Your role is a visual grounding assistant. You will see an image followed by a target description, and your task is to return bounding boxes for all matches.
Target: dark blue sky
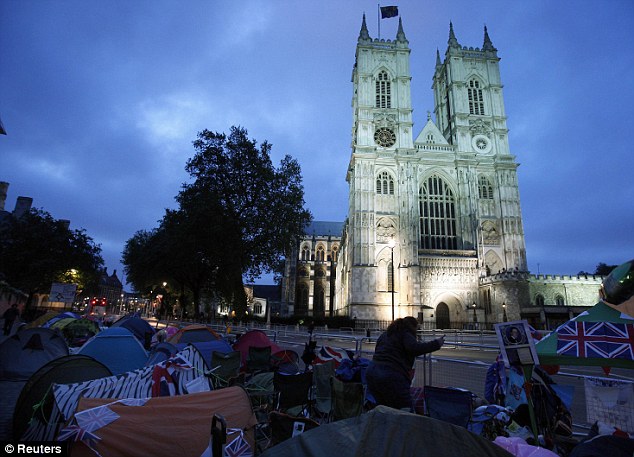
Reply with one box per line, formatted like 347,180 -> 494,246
1,1 -> 633,288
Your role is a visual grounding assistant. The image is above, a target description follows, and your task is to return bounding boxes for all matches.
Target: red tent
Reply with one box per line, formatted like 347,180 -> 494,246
232,329 -> 281,368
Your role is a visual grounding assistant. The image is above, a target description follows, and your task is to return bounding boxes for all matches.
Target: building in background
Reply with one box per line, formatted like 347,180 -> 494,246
282,17 -> 601,328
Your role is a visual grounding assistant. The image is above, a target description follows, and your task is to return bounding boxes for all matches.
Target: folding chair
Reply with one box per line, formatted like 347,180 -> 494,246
209,351 -> 242,389
271,349 -> 300,374
268,411 -> 319,446
424,385 -> 474,428
313,360 -> 335,417
273,371 -> 313,416
329,376 -> 364,422
247,346 -> 272,374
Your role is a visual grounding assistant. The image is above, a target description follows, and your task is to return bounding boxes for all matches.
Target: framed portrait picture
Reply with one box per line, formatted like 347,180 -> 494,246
494,320 -> 539,368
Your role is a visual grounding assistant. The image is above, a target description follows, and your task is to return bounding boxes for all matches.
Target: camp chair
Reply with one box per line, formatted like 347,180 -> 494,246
273,371 -> 313,416
268,410 -> 319,446
246,346 -> 272,374
329,376 -> 365,422
209,351 -> 242,389
271,349 -> 300,374
424,385 -> 474,428
313,360 -> 335,417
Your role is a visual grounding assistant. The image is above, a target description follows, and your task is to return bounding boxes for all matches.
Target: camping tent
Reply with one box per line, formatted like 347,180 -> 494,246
111,316 -> 155,348
21,345 -> 209,442
41,312 -> 80,328
67,386 -> 258,457
78,327 -> 148,375
232,329 -> 281,369
25,311 -> 59,329
49,318 -> 101,347
174,339 -> 233,369
167,324 -> 221,344
0,327 -> 69,380
536,300 -> 634,372
259,405 -> 512,457
13,355 -> 112,440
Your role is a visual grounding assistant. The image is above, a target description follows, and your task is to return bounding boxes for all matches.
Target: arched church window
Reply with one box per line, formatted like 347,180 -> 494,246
478,175 -> 494,199
535,294 -> 545,307
375,70 -> 391,109
301,245 -> 310,261
419,175 -> 458,250
426,133 -> 434,143
468,79 -> 485,115
376,171 -> 395,195
331,244 -> 339,262
316,245 -> 325,262
555,295 -> 565,306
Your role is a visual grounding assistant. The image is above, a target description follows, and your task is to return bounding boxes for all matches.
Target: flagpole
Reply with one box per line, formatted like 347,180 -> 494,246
378,3 -> 381,39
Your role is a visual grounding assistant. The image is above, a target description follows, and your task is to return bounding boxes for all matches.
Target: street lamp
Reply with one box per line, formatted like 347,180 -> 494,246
472,302 -> 478,324
388,238 -> 396,321
502,302 -> 508,322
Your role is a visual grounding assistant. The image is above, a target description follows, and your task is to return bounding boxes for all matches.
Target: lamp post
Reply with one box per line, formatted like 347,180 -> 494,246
388,238 -> 396,321
502,302 -> 508,322
472,302 -> 478,326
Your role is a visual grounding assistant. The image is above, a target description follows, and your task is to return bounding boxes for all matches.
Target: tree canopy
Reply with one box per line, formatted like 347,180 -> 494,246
0,208 -> 104,308
123,126 -> 312,318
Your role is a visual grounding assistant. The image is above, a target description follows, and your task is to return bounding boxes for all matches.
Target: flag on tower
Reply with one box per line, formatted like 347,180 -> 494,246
380,6 -> 399,19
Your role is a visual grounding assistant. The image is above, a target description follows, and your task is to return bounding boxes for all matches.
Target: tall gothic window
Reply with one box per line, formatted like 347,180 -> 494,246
555,295 -> 565,306
375,71 -> 391,108
301,245 -> 310,261
376,171 -> 395,195
420,175 -> 458,250
536,294 -> 545,307
478,175 -> 494,199
468,79 -> 484,115
316,245 -> 325,262
331,244 -> 339,262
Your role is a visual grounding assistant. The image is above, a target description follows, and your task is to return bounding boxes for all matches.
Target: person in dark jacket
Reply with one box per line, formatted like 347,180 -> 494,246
366,316 -> 444,410
3,303 -> 20,336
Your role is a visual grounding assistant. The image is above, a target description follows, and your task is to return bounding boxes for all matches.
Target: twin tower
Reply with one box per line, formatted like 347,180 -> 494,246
334,15 -> 528,325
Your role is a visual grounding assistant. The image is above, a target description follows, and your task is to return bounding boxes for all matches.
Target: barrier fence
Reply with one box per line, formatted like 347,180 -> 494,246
150,318 -> 634,432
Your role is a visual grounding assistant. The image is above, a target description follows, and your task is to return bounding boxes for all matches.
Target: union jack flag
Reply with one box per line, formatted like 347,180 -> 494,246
75,405 -> 120,432
313,346 -> 351,368
556,321 -> 634,360
224,431 -> 252,457
57,423 -> 101,443
152,357 -> 194,397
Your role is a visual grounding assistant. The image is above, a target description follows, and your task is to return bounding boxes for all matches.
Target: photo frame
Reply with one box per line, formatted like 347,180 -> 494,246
494,320 -> 540,367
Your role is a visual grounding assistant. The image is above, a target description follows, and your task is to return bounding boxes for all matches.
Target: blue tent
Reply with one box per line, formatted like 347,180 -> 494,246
175,340 -> 233,369
41,311 -> 80,328
111,316 -> 155,349
0,328 -> 69,380
78,327 -> 148,375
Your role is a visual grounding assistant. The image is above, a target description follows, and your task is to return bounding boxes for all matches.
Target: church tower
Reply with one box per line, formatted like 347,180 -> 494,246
336,16 -> 529,325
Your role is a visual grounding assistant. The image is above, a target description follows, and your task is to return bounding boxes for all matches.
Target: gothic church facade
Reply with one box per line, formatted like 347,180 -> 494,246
282,16 -> 602,328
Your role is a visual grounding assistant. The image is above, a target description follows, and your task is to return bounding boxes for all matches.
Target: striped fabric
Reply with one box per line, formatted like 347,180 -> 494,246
21,345 -> 209,441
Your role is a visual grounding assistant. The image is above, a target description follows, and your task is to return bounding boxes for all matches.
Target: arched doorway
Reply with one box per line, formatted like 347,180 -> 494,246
436,302 -> 450,329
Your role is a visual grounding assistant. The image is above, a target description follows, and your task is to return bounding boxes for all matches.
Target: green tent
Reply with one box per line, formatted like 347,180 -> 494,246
536,301 -> 634,370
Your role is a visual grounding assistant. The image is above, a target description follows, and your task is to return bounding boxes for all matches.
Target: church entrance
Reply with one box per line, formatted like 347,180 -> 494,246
436,302 -> 450,329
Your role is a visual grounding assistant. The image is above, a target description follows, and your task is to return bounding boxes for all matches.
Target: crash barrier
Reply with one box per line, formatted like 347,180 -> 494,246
416,355 -> 634,432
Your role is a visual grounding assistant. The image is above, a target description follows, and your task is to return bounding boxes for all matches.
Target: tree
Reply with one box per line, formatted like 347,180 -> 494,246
0,208 -> 103,310
595,262 -> 618,276
181,126 -> 312,316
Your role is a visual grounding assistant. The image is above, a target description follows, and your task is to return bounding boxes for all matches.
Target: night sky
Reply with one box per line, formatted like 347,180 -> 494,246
1,1 -> 633,288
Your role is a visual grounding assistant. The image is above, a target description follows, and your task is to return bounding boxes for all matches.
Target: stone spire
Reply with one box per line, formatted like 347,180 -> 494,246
359,13 -> 370,42
448,21 -> 459,48
436,48 -> 442,67
396,17 -> 407,43
482,25 -> 497,52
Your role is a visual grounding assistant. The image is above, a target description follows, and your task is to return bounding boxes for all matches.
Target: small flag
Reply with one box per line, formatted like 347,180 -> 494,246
380,6 -> 398,19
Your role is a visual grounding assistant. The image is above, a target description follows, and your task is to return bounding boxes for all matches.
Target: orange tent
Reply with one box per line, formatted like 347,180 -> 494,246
69,386 -> 257,457
167,324 -> 222,344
